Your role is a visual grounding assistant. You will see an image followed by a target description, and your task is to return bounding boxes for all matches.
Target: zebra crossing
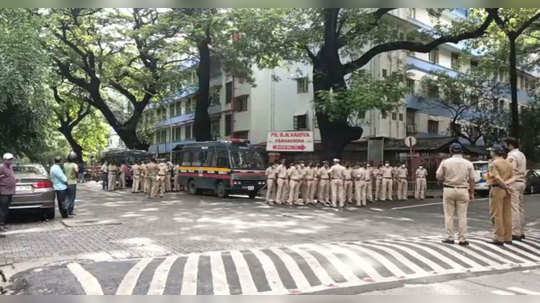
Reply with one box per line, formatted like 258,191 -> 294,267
65,232 -> 540,295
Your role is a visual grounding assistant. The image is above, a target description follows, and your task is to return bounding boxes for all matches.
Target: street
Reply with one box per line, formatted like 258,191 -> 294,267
1,181 -> 539,295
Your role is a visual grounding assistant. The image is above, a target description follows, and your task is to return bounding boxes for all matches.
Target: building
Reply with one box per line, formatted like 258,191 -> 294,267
141,8 -> 538,161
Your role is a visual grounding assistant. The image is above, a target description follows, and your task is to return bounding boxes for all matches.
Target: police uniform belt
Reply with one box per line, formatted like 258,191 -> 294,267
443,185 -> 468,189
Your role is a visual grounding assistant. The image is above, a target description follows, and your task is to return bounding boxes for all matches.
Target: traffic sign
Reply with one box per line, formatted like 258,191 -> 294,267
404,136 -> 417,148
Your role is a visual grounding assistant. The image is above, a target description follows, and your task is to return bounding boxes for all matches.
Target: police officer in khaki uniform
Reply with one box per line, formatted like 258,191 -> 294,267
139,161 -> 146,193
298,161 -> 307,205
436,143 -> 475,246
265,162 -> 278,204
486,144 -> 514,246
343,163 -> 353,204
154,160 -> 168,198
174,163 -> 181,192
305,162 -> 316,205
374,164 -> 383,200
131,162 -> 140,193
108,162 -> 118,191
353,163 -> 367,207
381,162 -> 393,201
165,161 -> 173,192
275,159 -> 288,205
288,161 -> 302,205
147,159 -> 158,198
366,163 -> 374,202
145,160 -> 153,194
312,162 -> 321,203
328,158 -> 345,208
397,164 -> 408,200
392,165 -> 400,200
503,137 -> 527,240
415,165 -> 428,200
318,161 -> 330,206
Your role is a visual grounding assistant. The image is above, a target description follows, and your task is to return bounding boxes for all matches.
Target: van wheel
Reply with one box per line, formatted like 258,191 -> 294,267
249,193 -> 256,199
44,208 -> 55,220
215,182 -> 228,198
188,180 -> 198,195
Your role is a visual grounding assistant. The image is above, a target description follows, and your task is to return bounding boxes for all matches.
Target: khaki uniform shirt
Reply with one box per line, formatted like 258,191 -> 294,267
319,167 -> 330,180
436,154 -> 475,187
288,166 -> 301,181
343,168 -> 353,181
381,166 -> 393,178
158,163 -> 168,176
131,164 -> 140,177
276,164 -> 288,179
507,149 -> 527,182
266,166 -> 278,179
487,158 -> 513,186
108,164 -> 117,174
328,164 -> 345,180
305,167 -> 315,180
416,168 -> 427,179
141,164 -> 147,177
398,167 -> 408,178
352,168 -> 366,181
147,163 -> 158,177
374,168 -> 382,179
366,167 -> 374,180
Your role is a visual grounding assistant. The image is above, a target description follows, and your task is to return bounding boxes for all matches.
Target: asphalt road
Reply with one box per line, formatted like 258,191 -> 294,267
1,181 -> 539,295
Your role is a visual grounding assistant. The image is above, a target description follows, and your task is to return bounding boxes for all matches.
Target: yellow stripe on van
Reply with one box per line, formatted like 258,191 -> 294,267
179,166 -> 232,173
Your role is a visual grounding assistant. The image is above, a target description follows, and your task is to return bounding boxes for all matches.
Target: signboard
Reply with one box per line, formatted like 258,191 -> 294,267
266,131 -> 314,152
404,136 -> 417,148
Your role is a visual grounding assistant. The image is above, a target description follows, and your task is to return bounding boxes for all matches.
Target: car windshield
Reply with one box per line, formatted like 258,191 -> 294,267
230,147 -> 265,170
474,163 -> 488,172
13,165 -> 47,176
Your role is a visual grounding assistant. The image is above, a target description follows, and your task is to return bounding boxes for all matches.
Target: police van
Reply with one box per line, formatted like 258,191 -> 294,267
473,160 -> 489,194
173,139 -> 266,199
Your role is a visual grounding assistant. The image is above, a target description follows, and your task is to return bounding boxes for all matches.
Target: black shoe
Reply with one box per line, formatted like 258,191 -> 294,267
521,234 -> 526,239
504,241 -> 513,245
490,240 -> 505,246
0,234 -> 5,238
458,241 -> 470,246
512,235 -> 523,241
441,239 -> 455,244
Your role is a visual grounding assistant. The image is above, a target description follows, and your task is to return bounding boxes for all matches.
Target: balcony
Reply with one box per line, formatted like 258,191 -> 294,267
406,56 -> 460,78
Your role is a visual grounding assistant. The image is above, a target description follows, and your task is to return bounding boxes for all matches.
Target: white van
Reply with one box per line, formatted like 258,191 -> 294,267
472,160 -> 489,194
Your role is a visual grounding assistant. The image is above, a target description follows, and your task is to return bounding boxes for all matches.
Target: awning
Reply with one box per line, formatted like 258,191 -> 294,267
294,110 -> 308,116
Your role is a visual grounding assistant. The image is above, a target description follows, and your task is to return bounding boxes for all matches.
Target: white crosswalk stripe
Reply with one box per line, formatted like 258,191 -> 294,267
67,233 -> 540,295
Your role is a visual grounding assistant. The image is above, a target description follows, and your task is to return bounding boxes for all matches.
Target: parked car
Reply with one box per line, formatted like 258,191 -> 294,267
526,169 -> 540,194
472,161 -> 489,196
10,163 -> 55,219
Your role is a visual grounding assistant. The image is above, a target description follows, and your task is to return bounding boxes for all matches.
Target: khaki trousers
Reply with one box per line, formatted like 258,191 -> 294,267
510,181 -> 526,236
355,181 -> 366,206
145,177 -> 152,195
381,179 -> 393,201
490,187 -> 512,242
312,180 -> 319,202
165,174 -> 171,192
415,178 -> 426,200
151,176 -> 165,198
300,180 -> 308,203
140,177 -> 145,192
266,179 -> 276,202
132,176 -> 140,193
119,173 -> 126,189
318,179 -> 330,203
288,179 -> 301,204
443,187 -> 469,242
275,178 -> 287,204
344,180 -> 353,203
398,179 -> 408,200
366,180 -> 373,202
108,174 -> 116,191
331,179 -> 344,207
393,180 -> 399,199
375,179 -> 382,200
306,180 -> 315,204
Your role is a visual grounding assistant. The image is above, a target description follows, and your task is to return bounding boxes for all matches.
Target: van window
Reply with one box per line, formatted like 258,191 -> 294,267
182,150 -> 193,166
216,149 -> 229,168
199,150 -> 209,167
192,149 -> 201,166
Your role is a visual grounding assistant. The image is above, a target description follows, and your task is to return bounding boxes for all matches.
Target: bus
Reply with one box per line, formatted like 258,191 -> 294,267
173,139 -> 266,199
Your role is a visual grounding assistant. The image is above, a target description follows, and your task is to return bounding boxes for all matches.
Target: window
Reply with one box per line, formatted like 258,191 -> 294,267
199,149 -> 213,167
499,100 -> 505,112
216,149 -> 229,168
297,77 -> 309,94
210,117 -> 220,139
406,78 -> 415,92
210,87 -> 221,105
399,32 -> 405,40
382,69 -> 387,78
175,127 -> 182,141
382,111 -> 387,119
313,114 -> 319,129
408,8 -> 416,19
160,129 -> 167,143
451,53 -> 460,70
192,149 -> 201,166
392,112 -> 397,120
185,124 -> 192,140
234,131 -> 249,139
428,120 -> 439,135
182,150 -> 193,166
226,81 -> 233,103
294,114 -> 308,130
427,83 -> 439,98
234,95 -> 248,112
169,103 -> 175,117
399,113 -> 404,121
185,99 -> 193,114
175,102 -> 182,116
225,114 -> 232,136
429,49 -> 439,64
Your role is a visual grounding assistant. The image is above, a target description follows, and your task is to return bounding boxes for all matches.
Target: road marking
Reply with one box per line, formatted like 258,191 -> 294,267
507,287 -> 540,295
67,263 -> 104,295
209,252 -> 230,295
301,244 -> 362,284
467,239 -> 533,265
180,254 -> 199,295
373,240 -> 446,273
287,246 -> 335,286
391,202 -> 442,210
116,258 -> 153,295
369,208 -> 384,212
359,242 -> 425,274
229,250 -> 258,294
147,256 -> 177,295
341,243 -> 406,279
395,240 -> 470,270
250,249 -> 288,294
492,290 -> 516,295
324,243 -> 384,280
268,247 -> 311,291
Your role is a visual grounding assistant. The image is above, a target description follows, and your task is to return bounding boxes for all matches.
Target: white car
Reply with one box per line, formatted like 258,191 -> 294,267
472,160 -> 489,194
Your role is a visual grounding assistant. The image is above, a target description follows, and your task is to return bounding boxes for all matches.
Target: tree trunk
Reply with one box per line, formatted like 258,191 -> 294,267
509,37 -> 519,138
193,39 -> 212,141
58,126 -> 84,162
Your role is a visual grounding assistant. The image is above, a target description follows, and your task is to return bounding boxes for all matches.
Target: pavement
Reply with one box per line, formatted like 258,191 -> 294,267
0,181 -> 539,295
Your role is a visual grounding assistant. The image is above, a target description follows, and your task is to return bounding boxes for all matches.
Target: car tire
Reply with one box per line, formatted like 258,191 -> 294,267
188,180 -> 198,195
215,182 -> 228,198
530,184 -> 536,194
44,208 -> 55,220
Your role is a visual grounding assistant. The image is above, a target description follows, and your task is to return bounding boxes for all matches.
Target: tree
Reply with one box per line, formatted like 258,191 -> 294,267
0,9 -> 53,157
234,8 -> 494,158
42,8 -> 187,150
480,8 -> 540,137
521,91 -> 540,164
419,64 -> 509,146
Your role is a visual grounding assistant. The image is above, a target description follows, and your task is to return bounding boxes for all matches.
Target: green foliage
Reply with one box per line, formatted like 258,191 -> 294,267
521,93 -> 540,163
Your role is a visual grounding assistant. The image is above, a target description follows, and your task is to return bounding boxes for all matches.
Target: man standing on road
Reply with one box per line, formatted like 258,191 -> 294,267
305,162 -> 316,205
100,161 -> 108,191
108,162 -> 118,191
343,162 -> 353,205
174,163 -> 181,192
155,160 -> 168,198
374,163 -> 383,201
275,159 -> 288,205
486,144 -> 514,246
145,160 -> 153,195
119,162 -> 128,189
50,156 -> 69,219
265,162 -> 278,204
318,161 -> 330,206
415,165 -> 428,200
298,161 -> 307,205
287,161 -> 302,206
131,162 -> 140,193
353,162 -> 367,207
328,158 -> 345,208
397,164 -> 408,201
166,161 -> 173,192
381,162 -> 393,201
366,163 -> 374,202
64,152 -> 79,216
503,137 -> 527,241
0,153 -> 16,237
436,143 -> 476,246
